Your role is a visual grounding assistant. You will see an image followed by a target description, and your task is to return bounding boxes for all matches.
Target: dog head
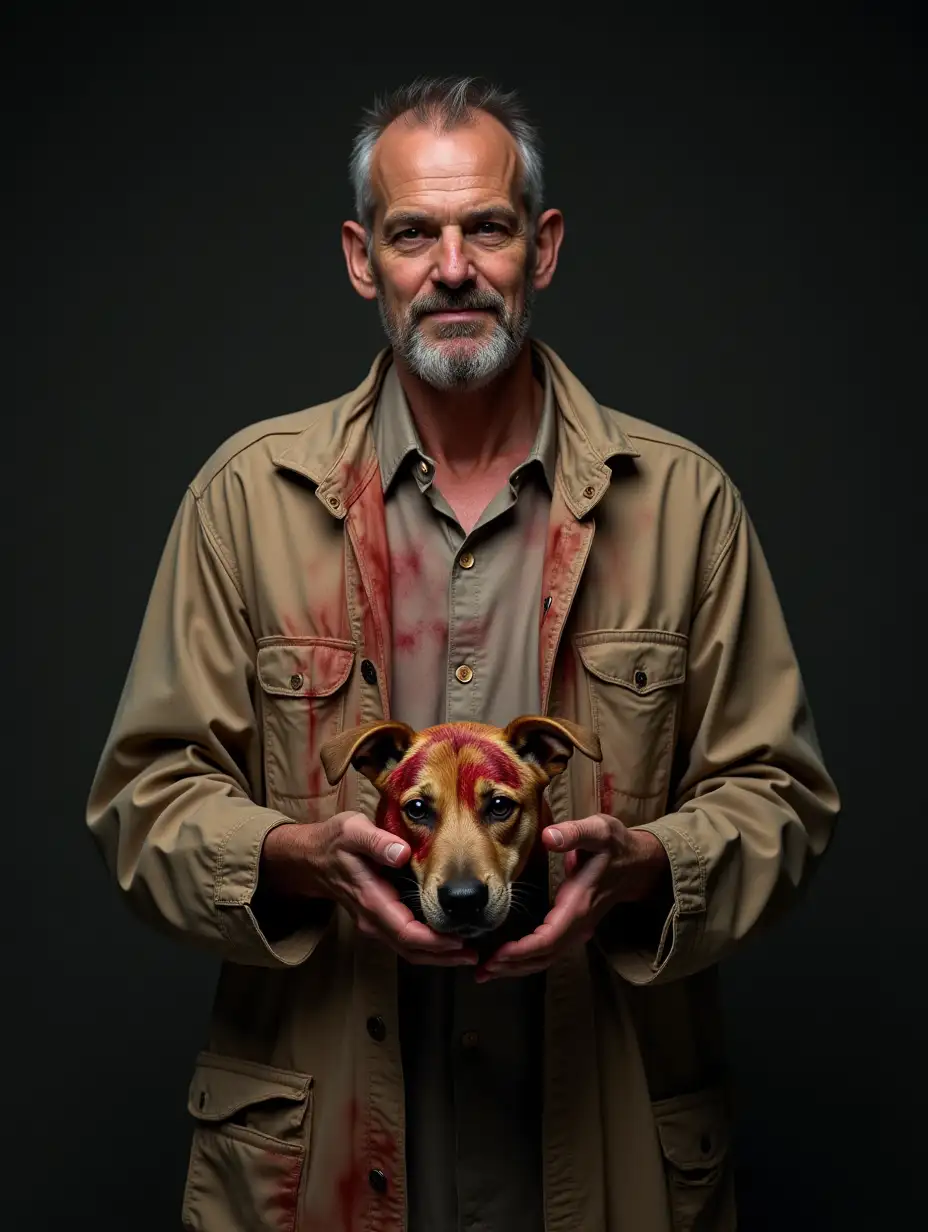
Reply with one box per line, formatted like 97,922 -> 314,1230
321,716 -> 602,937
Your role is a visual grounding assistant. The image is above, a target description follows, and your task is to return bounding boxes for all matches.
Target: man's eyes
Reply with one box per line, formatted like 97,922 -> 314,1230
391,222 -> 509,244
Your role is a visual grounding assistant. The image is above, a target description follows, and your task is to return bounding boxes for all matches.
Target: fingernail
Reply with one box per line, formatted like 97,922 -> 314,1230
385,842 -> 405,864
548,829 -> 563,848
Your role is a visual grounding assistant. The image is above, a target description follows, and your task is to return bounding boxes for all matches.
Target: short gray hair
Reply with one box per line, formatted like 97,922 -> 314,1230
349,76 -> 544,233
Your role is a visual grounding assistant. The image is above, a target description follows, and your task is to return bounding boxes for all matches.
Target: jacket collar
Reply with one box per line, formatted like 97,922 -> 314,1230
272,340 -> 639,520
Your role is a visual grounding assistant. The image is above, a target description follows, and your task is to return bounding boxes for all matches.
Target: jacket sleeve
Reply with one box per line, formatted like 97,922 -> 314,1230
598,491 -> 840,985
86,485 -> 332,968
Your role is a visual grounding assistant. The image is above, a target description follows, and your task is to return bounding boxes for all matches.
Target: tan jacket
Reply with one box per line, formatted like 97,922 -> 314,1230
87,342 -> 840,1232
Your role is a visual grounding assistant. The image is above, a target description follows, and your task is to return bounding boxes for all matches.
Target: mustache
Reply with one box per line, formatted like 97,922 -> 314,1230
410,288 -> 505,322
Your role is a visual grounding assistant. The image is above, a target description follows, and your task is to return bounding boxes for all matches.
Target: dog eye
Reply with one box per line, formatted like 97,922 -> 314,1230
487,795 -> 516,821
403,798 -> 431,824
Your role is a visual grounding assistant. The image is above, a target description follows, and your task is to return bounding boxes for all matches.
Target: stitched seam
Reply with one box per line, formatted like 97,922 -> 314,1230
655,821 -> 707,909
214,816 -> 255,908
343,453 -> 380,508
194,492 -> 247,602
573,628 -> 689,647
623,431 -> 736,483
191,422 -> 312,497
348,465 -> 391,705
695,491 -> 743,610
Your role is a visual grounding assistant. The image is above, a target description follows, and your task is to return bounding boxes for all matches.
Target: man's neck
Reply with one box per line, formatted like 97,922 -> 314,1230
392,345 -> 541,482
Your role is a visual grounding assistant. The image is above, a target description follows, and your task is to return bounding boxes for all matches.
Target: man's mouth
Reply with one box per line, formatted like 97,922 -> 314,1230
422,309 -> 491,322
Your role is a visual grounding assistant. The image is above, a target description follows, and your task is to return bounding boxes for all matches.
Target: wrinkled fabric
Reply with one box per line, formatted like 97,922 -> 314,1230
87,340 -> 840,1232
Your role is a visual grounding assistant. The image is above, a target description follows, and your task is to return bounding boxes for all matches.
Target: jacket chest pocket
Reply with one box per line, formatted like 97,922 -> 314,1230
256,638 -> 356,814
182,1051 -> 314,1232
574,630 -> 687,824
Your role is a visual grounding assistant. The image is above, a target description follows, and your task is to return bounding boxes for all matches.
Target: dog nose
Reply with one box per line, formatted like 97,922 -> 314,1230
437,877 -> 489,922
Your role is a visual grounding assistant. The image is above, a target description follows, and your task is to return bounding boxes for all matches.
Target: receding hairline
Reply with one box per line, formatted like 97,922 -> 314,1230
366,108 -> 526,225
349,76 -> 545,234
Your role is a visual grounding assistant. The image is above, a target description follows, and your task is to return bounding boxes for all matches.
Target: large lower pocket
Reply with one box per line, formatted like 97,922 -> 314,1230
257,637 -> 356,814
653,1086 -> 735,1232
181,1052 -> 314,1232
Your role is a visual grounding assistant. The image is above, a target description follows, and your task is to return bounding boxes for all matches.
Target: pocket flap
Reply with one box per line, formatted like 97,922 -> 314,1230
574,630 -> 687,693
256,638 -> 356,698
187,1051 -> 312,1124
652,1087 -> 730,1170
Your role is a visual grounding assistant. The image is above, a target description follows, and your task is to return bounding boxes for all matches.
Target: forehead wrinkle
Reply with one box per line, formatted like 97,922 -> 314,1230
370,113 -> 521,223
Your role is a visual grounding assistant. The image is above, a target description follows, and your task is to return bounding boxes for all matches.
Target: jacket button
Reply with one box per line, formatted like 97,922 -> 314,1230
455,664 -> 474,684
461,1030 -> 479,1049
366,1015 -> 386,1042
368,1168 -> 387,1194
459,551 -> 475,569
634,669 -> 648,689
361,659 -> 378,685
289,673 -> 304,690
583,484 -> 596,498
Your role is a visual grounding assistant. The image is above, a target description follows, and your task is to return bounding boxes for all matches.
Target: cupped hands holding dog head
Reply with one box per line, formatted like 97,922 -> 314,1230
473,810 -> 672,983
321,715 -> 600,944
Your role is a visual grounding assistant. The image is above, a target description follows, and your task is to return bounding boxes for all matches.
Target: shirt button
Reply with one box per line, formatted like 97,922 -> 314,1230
583,484 -> 596,499
366,1015 -> 386,1042
458,551 -> 475,570
361,659 -> 378,685
368,1168 -> 388,1194
455,664 -> 474,684
461,1030 -> 479,1049
289,673 -> 304,690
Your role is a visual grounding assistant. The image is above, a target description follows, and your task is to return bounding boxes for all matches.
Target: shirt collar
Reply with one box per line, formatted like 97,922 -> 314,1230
372,346 -> 558,496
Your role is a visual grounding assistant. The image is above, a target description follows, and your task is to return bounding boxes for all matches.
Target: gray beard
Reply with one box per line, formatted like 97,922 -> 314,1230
376,283 -> 535,391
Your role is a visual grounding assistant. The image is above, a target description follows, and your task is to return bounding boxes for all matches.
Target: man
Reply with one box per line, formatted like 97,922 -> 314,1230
87,76 -> 839,1232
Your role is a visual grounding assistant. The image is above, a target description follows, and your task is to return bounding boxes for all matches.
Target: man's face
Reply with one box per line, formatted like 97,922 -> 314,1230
364,112 -> 537,390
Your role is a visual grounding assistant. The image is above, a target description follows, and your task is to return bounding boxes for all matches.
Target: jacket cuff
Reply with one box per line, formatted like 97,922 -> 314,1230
595,818 -> 706,985
214,815 -> 334,967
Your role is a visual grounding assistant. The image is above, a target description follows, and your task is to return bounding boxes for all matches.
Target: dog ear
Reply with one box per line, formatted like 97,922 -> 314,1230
502,715 -> 602,779
320,720 -> 417,786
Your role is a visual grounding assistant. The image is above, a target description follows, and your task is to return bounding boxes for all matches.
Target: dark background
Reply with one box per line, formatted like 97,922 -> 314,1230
8,4 -> 924,1228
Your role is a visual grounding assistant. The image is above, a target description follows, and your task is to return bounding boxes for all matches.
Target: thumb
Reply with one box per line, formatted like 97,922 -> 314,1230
341,813 -> 410,868
543,814 -> 614,853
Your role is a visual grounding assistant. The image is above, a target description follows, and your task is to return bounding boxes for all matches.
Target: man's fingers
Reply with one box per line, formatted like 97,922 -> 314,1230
360,880 -> 475,959
340,812 -> 410,868
543,814 -> 615,853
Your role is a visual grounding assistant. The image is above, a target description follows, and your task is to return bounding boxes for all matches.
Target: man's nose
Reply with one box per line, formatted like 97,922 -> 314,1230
437,876 -> 489,922
433,229 -> 471,287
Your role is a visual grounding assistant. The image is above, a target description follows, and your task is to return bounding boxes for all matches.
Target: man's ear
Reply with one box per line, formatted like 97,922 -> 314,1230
502,715 -> 602,780
320,720 -> 417,786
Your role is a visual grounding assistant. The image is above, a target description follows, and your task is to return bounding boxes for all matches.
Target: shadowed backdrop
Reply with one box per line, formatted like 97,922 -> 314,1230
7,5 -> 923,1228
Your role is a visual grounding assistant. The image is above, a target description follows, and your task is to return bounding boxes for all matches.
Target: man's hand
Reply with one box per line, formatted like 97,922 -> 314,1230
475,814 -> 671,982
260,813 -> 478,967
